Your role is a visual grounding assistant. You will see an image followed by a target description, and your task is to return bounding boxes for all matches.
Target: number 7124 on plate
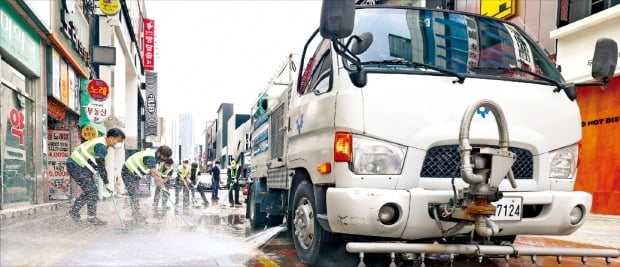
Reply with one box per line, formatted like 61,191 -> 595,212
491,196 -> 523,221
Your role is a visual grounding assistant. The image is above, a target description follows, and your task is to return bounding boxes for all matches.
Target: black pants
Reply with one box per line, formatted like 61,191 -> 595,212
121,166 -> 142,219
68,161 -> 98,217
228,182 -> 240,204
196,183 -> 209,204
175,180 -> 190,208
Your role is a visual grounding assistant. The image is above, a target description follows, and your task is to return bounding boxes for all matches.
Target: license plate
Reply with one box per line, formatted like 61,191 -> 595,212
491,197 -> 523,221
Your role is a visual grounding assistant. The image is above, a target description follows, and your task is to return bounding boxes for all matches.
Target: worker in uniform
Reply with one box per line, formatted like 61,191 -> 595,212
175,159 -> 191,209
227,160 -> 242,208
67,128 -> 125,225
153,158 -> 174,211
121,146 -> 172,224
188,162 -> 200,205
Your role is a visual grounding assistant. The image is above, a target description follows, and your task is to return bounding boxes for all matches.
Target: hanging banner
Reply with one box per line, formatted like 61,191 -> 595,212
143,18 -> 155,71
48,130 -> 71,200
144,71 -> 158,136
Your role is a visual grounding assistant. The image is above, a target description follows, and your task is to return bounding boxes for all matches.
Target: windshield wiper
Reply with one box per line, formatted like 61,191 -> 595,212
470,66 -> 565,91
361,59 -> 466,84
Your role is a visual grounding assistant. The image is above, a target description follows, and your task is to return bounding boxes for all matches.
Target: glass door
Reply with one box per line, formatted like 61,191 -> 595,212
1,80 -> 34,204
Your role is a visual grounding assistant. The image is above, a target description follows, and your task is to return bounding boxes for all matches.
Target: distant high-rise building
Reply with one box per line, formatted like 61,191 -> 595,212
178,113 -> 194,161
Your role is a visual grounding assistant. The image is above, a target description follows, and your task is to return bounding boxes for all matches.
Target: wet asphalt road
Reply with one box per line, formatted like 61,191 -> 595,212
1,189 -> 619,267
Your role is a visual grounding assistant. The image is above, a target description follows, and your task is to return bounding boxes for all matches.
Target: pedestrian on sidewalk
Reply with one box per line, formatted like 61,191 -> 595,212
121,146 -> 172,224
227,160 -> 242,207
67,128 -> 125,225
153,158 -> 174,210
175,159 -> 191,209
211,161 -> 221,200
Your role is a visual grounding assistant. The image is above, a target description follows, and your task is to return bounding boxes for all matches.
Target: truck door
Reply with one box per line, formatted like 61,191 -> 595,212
288,36 -> 337,183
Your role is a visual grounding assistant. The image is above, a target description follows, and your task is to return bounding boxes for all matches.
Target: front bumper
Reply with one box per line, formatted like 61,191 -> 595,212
326,188 -> 592,240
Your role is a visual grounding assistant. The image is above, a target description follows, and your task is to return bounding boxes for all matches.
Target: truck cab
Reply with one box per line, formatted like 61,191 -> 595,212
247,3 -> 619,265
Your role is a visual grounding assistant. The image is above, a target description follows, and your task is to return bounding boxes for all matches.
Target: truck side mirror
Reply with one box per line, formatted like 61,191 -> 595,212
319,0 -> 355,40
591,38 -> 618,81
350,69 -> 367,88
349,32 -> 374,55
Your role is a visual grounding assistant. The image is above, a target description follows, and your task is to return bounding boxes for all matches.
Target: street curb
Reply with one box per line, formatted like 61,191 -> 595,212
0,202 -> 64,223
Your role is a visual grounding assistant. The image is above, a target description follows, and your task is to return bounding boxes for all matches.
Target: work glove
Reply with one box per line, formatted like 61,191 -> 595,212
105,184 -> 114,194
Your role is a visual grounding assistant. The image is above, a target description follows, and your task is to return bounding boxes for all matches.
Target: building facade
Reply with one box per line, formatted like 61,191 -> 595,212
216,103 -> 233,168
1,0 -> 47,208
178,113 -> 193,161
1,0 -> 154,209
551,3 -> 620,215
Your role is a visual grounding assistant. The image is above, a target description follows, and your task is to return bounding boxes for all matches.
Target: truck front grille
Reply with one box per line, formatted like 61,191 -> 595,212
420,145 -> 533,179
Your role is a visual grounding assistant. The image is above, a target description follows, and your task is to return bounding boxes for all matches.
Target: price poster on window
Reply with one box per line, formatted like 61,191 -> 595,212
47,130 -> 71,200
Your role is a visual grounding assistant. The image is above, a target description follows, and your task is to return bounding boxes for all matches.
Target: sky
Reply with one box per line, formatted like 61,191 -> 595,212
144,0 -> 323,140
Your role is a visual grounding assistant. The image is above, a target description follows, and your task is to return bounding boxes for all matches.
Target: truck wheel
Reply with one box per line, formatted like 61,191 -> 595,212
248,183 -> 266,229
292,181 -> 335,265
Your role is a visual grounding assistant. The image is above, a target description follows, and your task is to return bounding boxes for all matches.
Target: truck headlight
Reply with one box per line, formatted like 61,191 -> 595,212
351,135 -> 406,175
549,144 -> 578,179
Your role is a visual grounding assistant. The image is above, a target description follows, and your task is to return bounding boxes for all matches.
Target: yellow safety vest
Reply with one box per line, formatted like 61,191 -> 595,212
69,136 -> 107,173
124,149 -> 156,175
229,166 -> 239,179
158,162 -> 172,176
177,165 -> 190,178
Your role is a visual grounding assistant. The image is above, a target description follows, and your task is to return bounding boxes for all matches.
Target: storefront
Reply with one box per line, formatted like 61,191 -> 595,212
0,1 -> 43,207
45,0 -> 92,200
551,5 -> 620,215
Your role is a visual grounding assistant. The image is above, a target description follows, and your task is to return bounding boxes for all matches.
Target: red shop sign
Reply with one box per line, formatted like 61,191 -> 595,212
87,79 -> 110,101
143,18 -> 155,71
48,98 -> 66,121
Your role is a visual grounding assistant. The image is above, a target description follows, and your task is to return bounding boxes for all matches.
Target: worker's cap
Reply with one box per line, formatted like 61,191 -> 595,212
230,160 -> 237,167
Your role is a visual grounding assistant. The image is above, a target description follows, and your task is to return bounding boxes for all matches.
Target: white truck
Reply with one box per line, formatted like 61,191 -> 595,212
247,2 -> 619,266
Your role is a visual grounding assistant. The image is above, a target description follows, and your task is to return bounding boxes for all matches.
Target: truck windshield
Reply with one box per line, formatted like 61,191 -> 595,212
346,7 -> 564,84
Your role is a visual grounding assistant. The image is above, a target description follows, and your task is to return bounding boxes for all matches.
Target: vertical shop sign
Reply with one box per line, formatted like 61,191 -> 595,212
60,59 -> 69,105
68,67 -> 76,112
47,130 -> 71,200
145,71 -> 158,136
143,18 -> 155,71
52,49 -> 61,99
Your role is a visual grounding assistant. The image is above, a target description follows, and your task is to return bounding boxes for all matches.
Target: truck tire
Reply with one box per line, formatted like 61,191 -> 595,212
291,181 -> 336,265
248,183 -> 266,229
